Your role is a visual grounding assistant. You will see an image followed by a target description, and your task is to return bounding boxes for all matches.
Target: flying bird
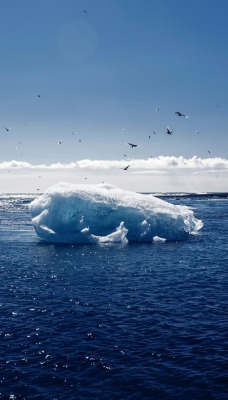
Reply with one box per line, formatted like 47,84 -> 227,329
16,141 -> 22,150
4,126 -> 11,132
155,108 -> 160,112
120,164 -> 130,171
126,142 -> 140,148
174,111 -> 188,118
82,9 -> 88,14
58,141 -> 63,145
37,94 -> 41,98
166,127 -> 173,135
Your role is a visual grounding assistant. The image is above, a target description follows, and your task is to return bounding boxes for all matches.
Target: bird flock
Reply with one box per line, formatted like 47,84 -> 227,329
120,109 -> 202,171
2,97 -> 211,182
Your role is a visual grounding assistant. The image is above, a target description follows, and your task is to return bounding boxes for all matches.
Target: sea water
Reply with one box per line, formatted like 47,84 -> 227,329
0,193 -> 227,400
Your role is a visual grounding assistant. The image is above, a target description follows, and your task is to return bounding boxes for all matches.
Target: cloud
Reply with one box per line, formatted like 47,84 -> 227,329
0,156 -> 228,171
0,160 -> 78,170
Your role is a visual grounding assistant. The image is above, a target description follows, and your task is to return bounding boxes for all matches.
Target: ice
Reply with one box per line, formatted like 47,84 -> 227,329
29,182 -> 203,243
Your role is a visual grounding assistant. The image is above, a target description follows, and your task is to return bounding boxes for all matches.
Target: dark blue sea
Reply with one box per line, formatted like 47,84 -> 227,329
0,193 -> 227,400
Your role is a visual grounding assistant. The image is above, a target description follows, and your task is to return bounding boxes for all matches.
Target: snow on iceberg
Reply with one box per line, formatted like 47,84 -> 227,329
29,182 -> 203,244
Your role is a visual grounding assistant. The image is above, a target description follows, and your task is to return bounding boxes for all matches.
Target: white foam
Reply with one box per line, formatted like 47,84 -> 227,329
29,182 -> 203,243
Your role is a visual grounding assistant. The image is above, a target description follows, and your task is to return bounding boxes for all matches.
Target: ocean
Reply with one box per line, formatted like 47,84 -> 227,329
0,193 -> 227,400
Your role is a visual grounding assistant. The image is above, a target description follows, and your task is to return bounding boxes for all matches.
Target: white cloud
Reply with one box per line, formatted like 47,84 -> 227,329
0,156 -> 227,171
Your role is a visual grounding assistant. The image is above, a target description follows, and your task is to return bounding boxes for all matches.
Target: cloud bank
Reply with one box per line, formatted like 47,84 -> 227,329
1,156 -> 228,171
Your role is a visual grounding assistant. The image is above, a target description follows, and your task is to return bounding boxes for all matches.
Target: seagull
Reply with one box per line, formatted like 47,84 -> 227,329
166,127 -> 173,135
153,131 -> 156,134
155,108 -> 160,112
195,130 -> 199,134
126,142 -> 140,148
208,150 -> 211,154
16,141 -> 22,149
120,164 -> 130,171
174,111 -> 188,118
37,94 -> 41,98
58,141 -> 63,145
82,9 -> 88,14
4,126 -> 11,132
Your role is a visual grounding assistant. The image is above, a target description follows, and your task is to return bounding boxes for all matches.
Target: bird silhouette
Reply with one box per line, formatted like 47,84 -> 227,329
126,142 -> 140,148
121,164 -> 130,171
166,127 -> 173,135
174,111 -> 188,118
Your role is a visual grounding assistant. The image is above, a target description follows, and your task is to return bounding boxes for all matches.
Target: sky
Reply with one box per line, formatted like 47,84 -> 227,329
1,0 -> 228,193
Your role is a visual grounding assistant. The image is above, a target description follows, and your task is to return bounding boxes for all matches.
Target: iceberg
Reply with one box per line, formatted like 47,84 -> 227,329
29,182 -> 203,244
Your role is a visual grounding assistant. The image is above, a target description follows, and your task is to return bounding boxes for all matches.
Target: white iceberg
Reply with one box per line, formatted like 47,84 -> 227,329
29,182 -> 203,244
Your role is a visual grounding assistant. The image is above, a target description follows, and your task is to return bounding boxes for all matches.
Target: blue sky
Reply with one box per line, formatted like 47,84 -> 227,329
1,0 -> 228,192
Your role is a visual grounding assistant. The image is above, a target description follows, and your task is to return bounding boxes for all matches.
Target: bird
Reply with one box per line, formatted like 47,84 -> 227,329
16,141 -> 22,150
58,141 -> 63,145
155,108 -> 160,112
120,164 -> 130,171
166,127 -> 173,135
149,135 -> 151,139
82,9 -> 88,14
37,94 -> 41,98
153,131 -> 156,134
126,142 -> 140,148
4,126 -> 11,132
208,150 -> 211,154
174,111 -> 188,118
195,130 -> 199,134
